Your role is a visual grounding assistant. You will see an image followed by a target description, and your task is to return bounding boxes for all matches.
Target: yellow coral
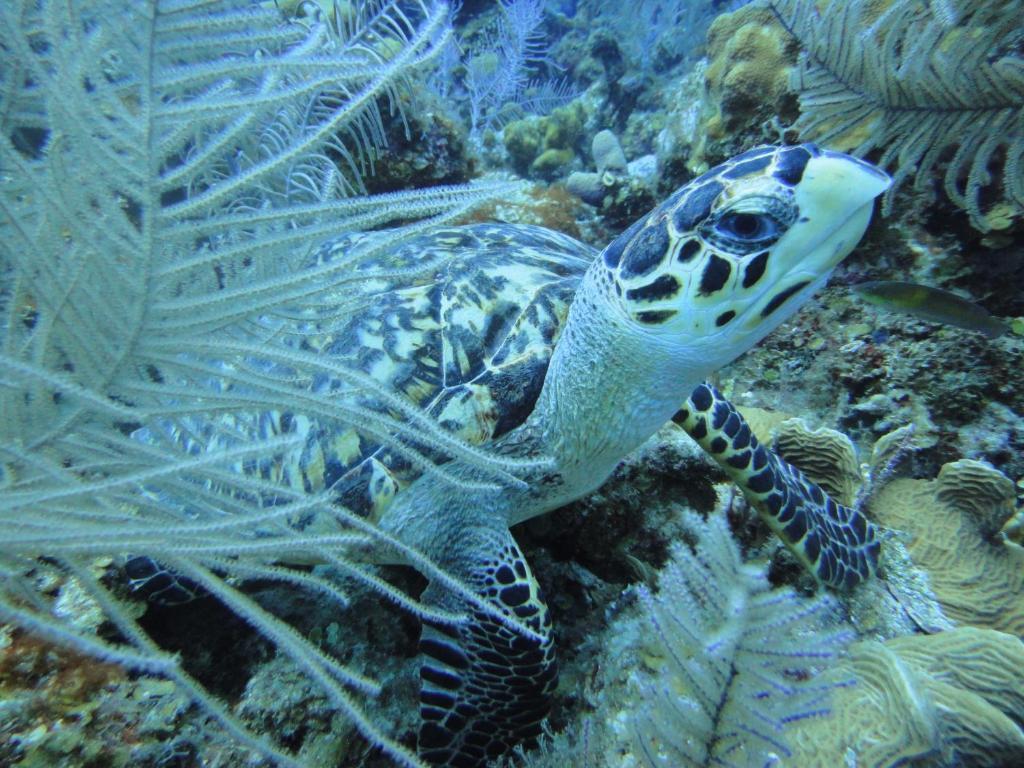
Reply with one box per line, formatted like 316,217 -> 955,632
703,6 -> 796,139
870,460 -> 1024,635
788,639 -> 939,766
735,404 -> 793,444
732,409 -> 861,505
787,628 -> 1024,767
772,418 -> 861,506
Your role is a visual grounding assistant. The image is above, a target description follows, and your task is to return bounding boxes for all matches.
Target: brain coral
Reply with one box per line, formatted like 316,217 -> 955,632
772,417 -> 862,506
869,459 -> 1024,636
787,627 -> 1024,767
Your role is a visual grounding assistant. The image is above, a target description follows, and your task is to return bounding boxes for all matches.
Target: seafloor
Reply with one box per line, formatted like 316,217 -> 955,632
2,1 -> 1023,767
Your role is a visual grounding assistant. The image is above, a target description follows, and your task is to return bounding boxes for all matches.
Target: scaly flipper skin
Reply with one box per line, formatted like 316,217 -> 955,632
675,383 -> 880,588
418,526 -> 557,767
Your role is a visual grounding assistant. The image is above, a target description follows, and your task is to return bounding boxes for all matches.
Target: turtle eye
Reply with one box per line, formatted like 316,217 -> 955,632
716,212 -> 777,241
701,192 -> 795,255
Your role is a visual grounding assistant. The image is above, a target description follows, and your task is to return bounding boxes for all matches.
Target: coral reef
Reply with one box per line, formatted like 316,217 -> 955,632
691,4 -> 799,169
502,103 -> 587,179
518,495 -> 853,768
869,460 -> 1024,636
362,99 -> 475,194
786,628 -> 1024,767
565,129 -> 657,229
769,0 -> 1024,231
771,417 -> 862,506
0,627 -> 221,768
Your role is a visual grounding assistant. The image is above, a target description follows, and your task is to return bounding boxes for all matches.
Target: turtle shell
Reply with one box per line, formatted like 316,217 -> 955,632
279,223 -> 595,518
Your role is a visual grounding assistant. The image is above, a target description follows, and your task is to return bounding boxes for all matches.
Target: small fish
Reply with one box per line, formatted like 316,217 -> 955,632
852,280 -> 1008,339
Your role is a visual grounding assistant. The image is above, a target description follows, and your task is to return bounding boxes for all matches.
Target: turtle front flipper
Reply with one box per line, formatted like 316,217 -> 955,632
418,527 -> 557,767
675,383 -> 880,590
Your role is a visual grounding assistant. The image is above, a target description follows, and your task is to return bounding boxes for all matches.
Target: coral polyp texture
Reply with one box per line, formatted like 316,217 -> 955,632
770,418 -> 862,506
786,628 -> 1024,767
869,460 -> 1024,636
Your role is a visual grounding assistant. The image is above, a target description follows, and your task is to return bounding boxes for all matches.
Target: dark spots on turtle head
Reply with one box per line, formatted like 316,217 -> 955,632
722,154 -> 773,179
809,484 -> 825,505
761,280 -> 810,317
690,416 -> 708,440
691,384 -> 713,412
677,238 -> 701,263
715,310 -> 735,327
699,254 -> 732,296
723,412 -> 741,438
743,251 -> 769,288
673,180 -> 723,232
773,145 -> 812,186
731,146 -> 776,163
710,436 -> 727,453
635,309 -> 677,324
625,274 -> 680,303
765,491 -> 784,514
689,164 -> 730,186
602,217 -> 643,268
621,218 -> 671,278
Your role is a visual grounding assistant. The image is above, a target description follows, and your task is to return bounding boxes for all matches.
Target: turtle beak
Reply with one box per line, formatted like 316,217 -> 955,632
817,149 -> 892,201
794,150 -> 891,270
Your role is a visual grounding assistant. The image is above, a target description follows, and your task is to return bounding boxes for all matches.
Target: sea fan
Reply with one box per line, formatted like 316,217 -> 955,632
628,510 -> 851,767
767,0 -> 1024,230
0,1 -> 525,765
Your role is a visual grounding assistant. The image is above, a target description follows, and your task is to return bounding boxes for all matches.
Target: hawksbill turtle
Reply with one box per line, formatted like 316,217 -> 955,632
134,144 -> 889,767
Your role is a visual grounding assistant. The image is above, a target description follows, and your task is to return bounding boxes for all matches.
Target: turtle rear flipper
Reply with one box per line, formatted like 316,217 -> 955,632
418,528 -> 557,767
676,383 -> 880,589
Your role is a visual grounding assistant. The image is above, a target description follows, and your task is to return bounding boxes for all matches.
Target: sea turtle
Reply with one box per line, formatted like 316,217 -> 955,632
135,144 -> 889,766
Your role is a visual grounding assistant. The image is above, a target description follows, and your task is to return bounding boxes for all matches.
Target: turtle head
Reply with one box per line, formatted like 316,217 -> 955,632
598,144 -> 890,371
